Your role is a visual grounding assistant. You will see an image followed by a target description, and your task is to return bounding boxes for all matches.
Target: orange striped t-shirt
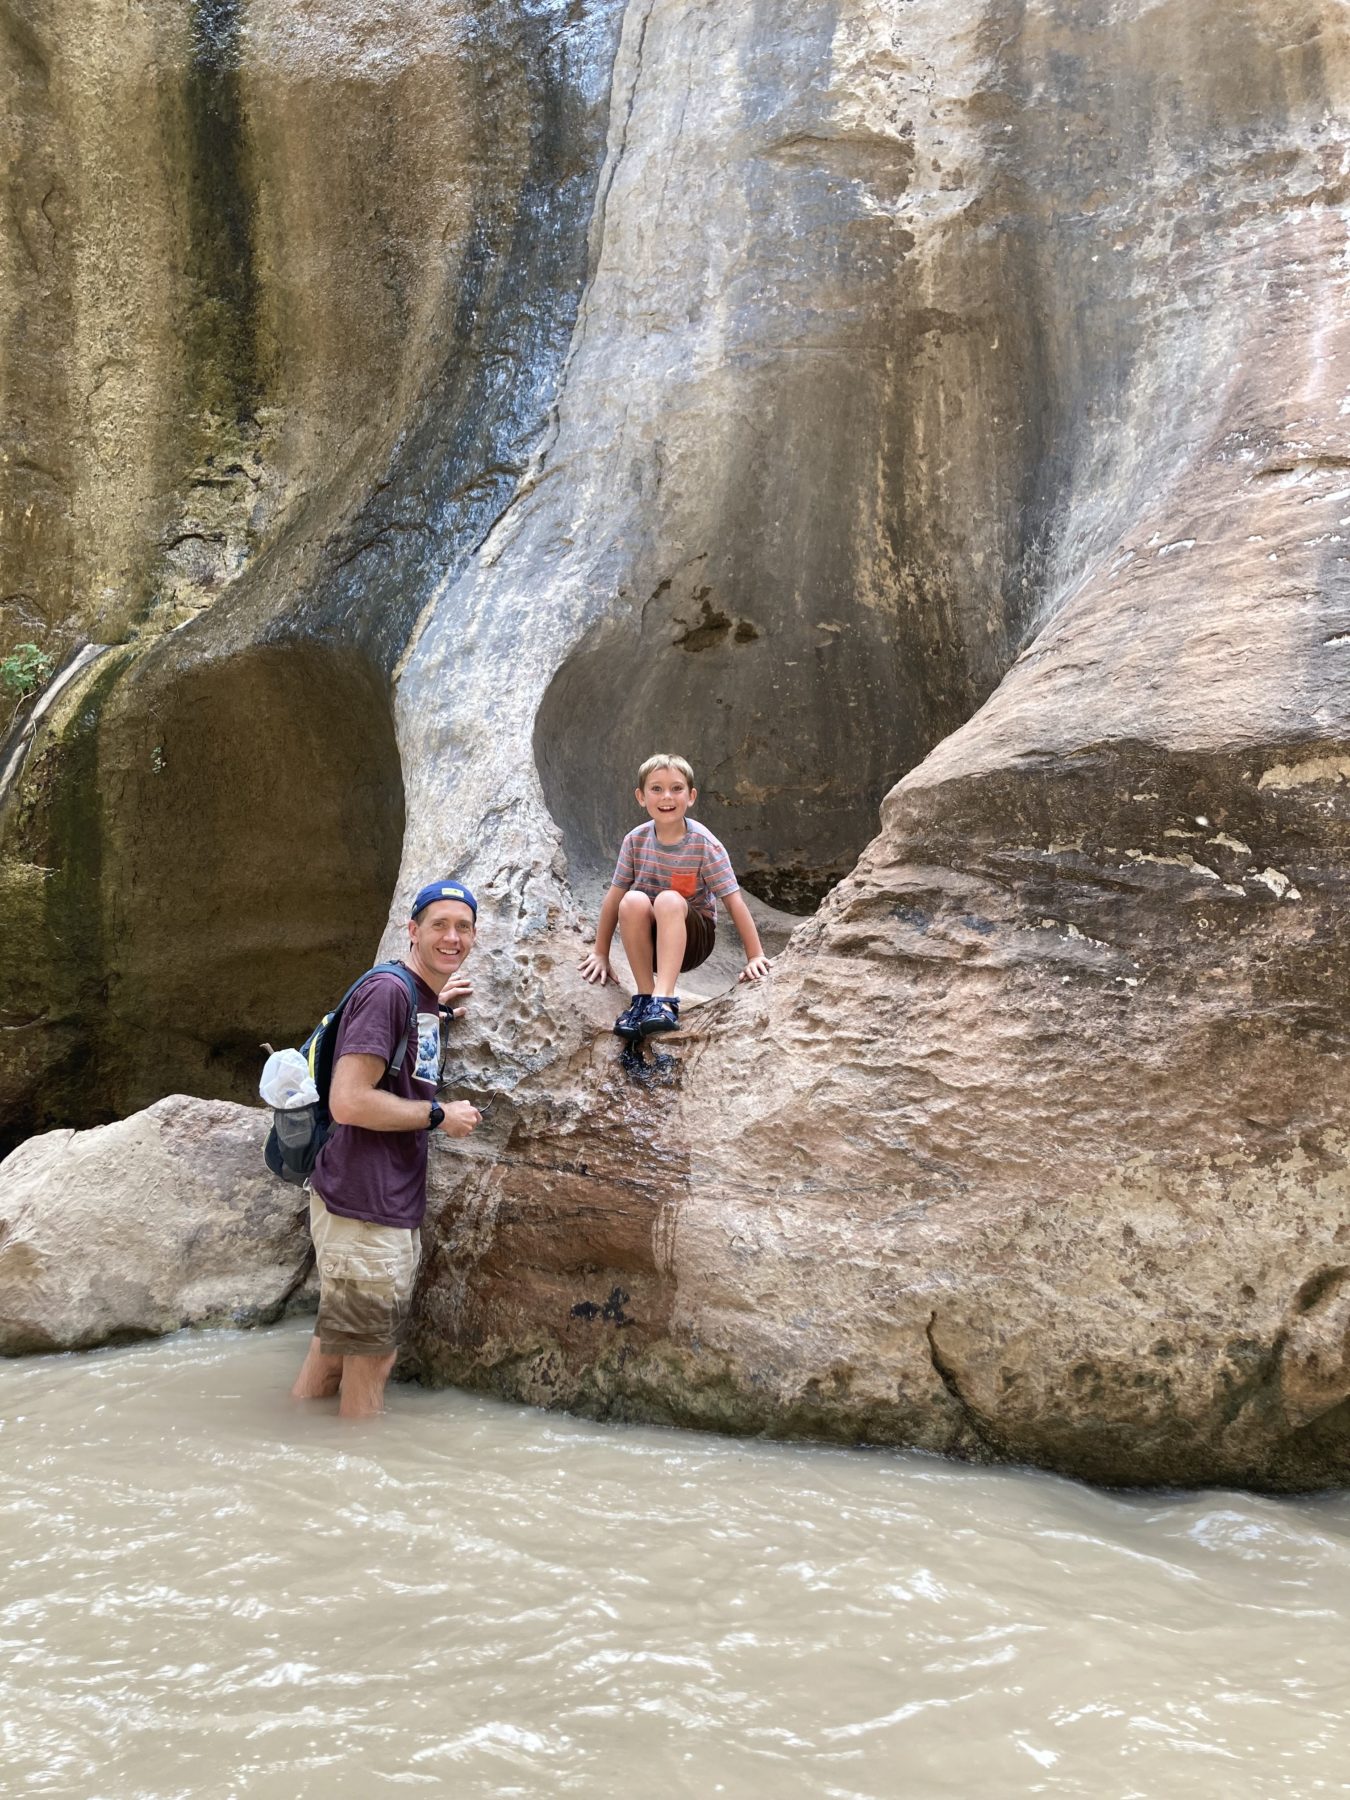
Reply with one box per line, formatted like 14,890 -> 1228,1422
612,820 -> 740,922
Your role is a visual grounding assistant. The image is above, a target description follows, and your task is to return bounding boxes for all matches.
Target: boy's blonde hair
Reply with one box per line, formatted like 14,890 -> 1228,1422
636,753 -> 695,791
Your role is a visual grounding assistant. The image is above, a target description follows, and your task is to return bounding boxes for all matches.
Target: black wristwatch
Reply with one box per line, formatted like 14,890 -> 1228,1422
427,1101 -> 445,1131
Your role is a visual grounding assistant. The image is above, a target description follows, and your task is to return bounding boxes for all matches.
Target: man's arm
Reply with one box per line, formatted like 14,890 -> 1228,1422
579,884 -> 627,985
722,891 -> 770,982
329,1054 -> 478,1137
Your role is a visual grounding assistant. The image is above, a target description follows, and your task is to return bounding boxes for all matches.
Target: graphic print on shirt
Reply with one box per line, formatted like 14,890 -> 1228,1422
414,1013 -> 441,1087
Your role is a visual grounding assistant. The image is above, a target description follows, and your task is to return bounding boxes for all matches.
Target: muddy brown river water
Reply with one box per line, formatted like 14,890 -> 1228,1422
3,1320 -> 1350,1798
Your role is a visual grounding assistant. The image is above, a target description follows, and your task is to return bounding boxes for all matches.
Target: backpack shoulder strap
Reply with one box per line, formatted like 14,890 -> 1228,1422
372,962 -> 421,1078
308,961 -> 422,1092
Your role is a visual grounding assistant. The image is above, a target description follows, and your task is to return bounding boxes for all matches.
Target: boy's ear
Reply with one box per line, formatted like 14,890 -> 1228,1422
634,786 -> 646,806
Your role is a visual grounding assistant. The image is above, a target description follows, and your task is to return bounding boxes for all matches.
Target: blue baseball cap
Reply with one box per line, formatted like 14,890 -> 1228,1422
410,879 -> 477,920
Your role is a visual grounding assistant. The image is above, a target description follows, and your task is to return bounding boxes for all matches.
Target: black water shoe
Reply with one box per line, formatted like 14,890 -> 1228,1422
613,995 -> 652,1040
639,996 -> 680,1037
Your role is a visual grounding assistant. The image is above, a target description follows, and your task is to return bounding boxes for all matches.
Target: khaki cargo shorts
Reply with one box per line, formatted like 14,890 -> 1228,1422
309,1188 -> 421,1358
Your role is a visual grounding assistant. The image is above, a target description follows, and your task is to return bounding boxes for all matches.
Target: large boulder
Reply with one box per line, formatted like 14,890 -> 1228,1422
395,0 -> 1350,1492
0,1098 -> 310,1353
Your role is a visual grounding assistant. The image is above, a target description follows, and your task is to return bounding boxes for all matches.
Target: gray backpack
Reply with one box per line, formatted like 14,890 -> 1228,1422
263,962 -> 420,1185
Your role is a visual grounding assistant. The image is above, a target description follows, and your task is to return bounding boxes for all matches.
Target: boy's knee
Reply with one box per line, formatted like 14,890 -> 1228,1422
618,889 -> 654,918
653,889 -> 687,916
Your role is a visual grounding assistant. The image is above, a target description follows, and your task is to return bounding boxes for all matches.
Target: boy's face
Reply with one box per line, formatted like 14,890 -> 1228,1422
637,766 -> 696,830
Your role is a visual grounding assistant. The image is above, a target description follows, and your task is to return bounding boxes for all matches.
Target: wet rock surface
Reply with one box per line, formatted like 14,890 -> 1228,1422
4,0 -> 1350,1486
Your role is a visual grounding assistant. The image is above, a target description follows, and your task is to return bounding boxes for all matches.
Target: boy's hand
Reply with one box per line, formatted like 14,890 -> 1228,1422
578,950 -> 617,986
738,955 -> 771,983
439,978 -> 473,1018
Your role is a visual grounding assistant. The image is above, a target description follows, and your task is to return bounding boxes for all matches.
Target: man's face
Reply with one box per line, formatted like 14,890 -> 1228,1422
409,900 -> 476,982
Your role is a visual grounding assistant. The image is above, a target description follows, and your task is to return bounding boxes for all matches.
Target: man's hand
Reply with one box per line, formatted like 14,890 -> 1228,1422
578,949 -> 616,986
436,1102 -> 481,1139
738,955 -> 771,983
439,978 -> 473,1018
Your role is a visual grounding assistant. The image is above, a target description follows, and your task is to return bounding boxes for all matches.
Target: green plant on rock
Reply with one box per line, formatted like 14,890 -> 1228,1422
2,644 -> 55,719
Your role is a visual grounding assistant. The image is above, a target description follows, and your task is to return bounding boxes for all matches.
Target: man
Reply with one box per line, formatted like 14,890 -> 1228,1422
291,880 -> 481,1418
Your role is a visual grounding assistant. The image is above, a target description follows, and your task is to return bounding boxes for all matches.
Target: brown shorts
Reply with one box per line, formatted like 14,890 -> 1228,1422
309,1189 -> 421,1358
655,904 -> 716,972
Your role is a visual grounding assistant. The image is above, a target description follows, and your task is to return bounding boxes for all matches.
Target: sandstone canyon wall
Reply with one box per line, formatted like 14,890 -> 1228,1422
0,0 -> 626,1135
3,0 -> 1350,1488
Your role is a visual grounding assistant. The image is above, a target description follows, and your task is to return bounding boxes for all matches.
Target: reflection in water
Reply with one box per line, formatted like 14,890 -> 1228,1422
3,1321 -> 1350,1798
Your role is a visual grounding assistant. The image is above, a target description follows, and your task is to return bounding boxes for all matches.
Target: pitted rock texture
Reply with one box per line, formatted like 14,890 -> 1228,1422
0,1097 -> 310,1353
4,0 -> 1350,1487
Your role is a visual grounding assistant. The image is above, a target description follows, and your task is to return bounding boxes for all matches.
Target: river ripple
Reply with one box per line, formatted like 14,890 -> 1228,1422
2,1321 -> 1349,1798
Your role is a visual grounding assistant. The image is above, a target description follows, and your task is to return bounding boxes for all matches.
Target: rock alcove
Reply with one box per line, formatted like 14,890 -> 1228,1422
533,539 -> 1023,915
0,637 -> 404,1149
98,639 -> 406,1119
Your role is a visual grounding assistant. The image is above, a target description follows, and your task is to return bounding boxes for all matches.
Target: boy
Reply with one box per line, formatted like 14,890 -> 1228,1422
579,753 -> 770,1037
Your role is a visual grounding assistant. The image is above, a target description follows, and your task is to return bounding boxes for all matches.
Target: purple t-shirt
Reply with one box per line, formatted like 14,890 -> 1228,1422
312,964 -> 442,1229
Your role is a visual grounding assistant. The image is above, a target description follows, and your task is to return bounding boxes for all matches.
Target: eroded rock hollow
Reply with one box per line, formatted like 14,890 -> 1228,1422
3,0 -> 1350,1489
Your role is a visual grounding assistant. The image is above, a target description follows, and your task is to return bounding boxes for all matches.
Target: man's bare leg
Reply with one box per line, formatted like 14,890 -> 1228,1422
338,1350 -> 398,1419
617,891 -> 656,991
291,1334 -> 342,1400
652,890 -> 688,996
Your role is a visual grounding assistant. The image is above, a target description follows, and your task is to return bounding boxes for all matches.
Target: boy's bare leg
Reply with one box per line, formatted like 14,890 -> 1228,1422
291,1334 -> 342,1400
652,890 -> 689,996
617,891 -> 657,991
338,1350 -> 398,1419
